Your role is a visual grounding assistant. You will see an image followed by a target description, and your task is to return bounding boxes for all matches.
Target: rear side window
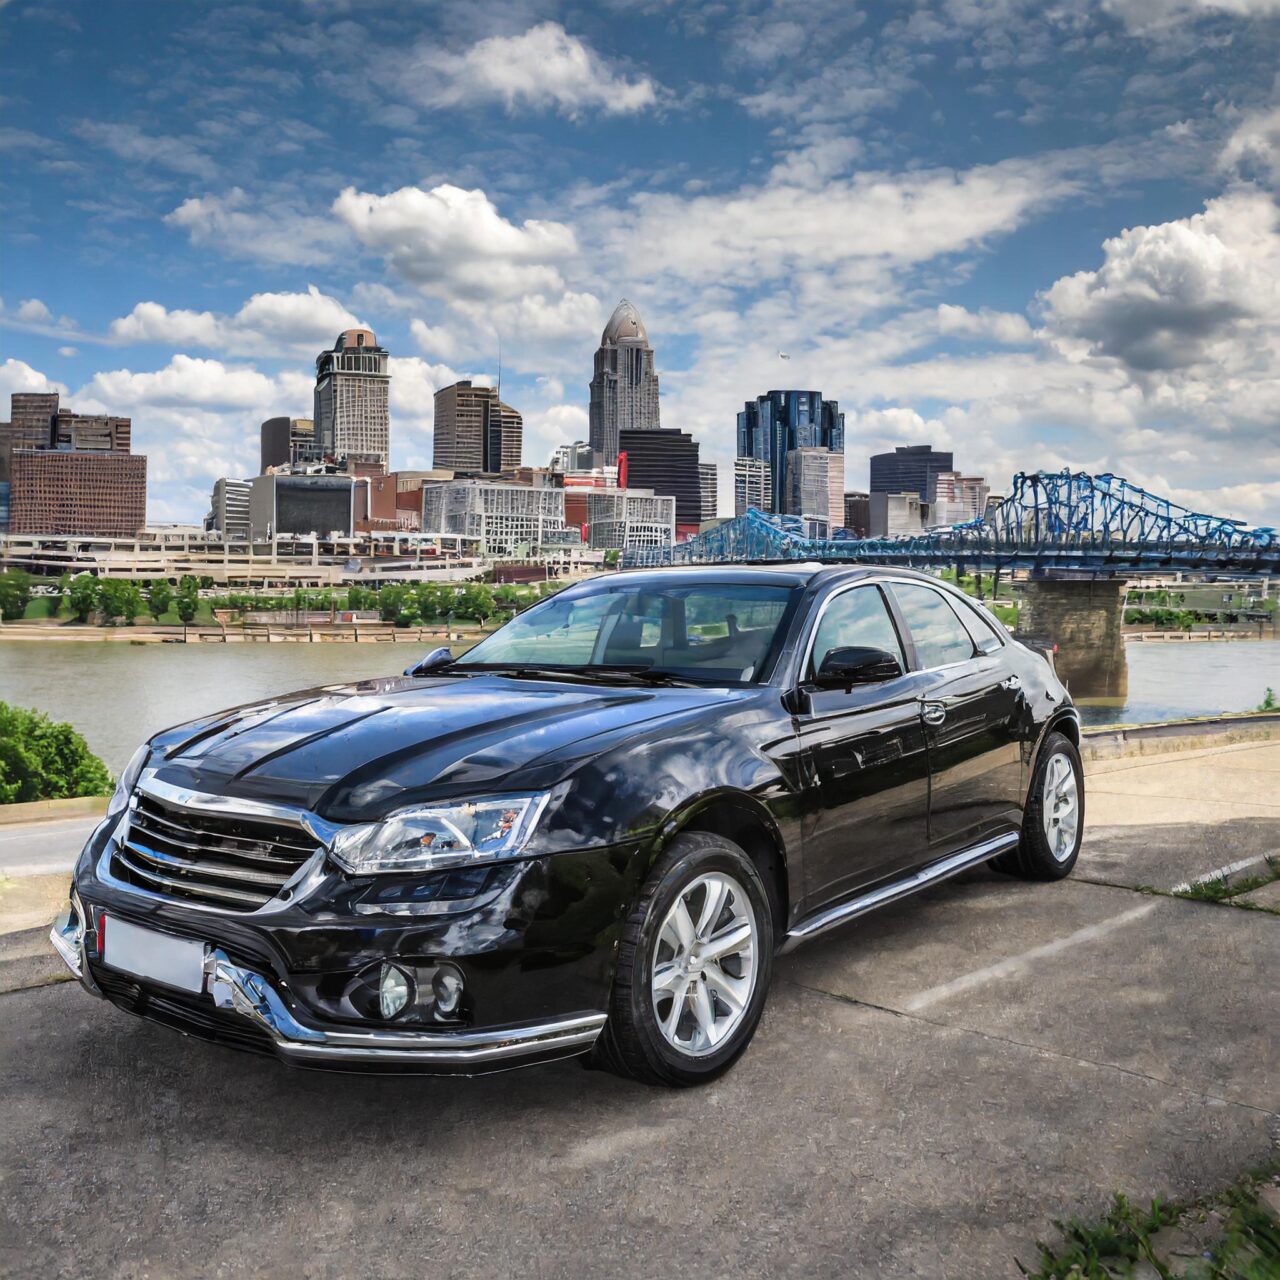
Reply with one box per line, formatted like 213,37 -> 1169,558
953,597 -> 1005,653
891,583 -> 977,668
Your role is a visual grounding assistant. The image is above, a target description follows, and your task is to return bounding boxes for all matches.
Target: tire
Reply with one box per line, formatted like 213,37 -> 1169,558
996,730 -> 1084,880
593,831 -> 774,1087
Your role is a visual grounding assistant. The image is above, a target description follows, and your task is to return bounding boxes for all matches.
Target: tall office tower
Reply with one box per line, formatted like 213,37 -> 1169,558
588,299 -> 661,465
736,390 -> 844,515
931,471 -> 990,524
0,390 -> 59,484
618,427 -> 702,529
869,445 -> 954,503
313,328 -> 390,473
698,462 -> 718,522
260,417 -> 318,472
5,390 -> 146,536
734,457 -> 771,516
432,381 -> 521,472
784,447 -> 845,532
206,477 -> 252,539
484,398 -> 523,472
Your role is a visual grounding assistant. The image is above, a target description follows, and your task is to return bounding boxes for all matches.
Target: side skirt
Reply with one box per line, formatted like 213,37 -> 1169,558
778,830 -> 1020,954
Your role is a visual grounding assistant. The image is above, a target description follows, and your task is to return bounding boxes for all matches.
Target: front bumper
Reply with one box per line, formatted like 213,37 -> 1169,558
58,809 -> 645,1074
51,895 -> 608,1072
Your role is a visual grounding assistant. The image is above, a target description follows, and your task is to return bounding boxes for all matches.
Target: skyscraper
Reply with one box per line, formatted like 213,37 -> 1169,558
313,328 -> 390,472
589,299 -> 661,465
618,427 -> 702,529
260,417 -> 318,473
433,381 -> 522,472
736,390 -> 845,516
698,462 -> 718,522
869,445 -> 953,502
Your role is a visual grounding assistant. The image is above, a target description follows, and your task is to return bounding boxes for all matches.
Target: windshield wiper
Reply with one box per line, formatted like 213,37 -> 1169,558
445,663 -> 710,688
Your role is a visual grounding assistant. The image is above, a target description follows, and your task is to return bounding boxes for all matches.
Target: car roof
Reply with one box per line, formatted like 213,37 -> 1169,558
602,561 -> 942,589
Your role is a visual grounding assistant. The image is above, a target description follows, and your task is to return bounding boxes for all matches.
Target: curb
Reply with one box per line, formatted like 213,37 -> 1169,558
0,796 -> 109,827
0,925 -> 69,995
1081,713 -> 1280,761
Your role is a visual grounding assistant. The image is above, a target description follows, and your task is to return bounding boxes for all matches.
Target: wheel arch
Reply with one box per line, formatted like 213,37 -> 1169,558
648,790 -> 792,934
1023,707 -> 1082,805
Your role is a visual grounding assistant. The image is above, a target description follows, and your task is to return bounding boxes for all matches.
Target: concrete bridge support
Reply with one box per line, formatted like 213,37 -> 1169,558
1016,578 -> 1128,701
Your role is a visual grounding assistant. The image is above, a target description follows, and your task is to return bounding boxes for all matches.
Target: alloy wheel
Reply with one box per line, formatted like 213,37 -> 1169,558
1042,752 -> 1079,861
650,871 -> 758,1058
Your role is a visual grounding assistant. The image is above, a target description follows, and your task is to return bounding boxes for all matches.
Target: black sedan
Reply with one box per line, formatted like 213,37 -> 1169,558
53,564 -> 1083,1087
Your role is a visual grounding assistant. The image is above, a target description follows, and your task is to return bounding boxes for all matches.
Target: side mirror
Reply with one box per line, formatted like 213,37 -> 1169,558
814,646 -> 903,691
404,646 -> 453,677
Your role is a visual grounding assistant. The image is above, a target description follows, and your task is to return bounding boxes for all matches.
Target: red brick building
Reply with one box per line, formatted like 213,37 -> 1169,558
10,450 -> 147,537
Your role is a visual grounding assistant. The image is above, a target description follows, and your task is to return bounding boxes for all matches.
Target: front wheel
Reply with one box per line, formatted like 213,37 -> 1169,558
593,832 -> 773,1087
997,731 -> 1084,880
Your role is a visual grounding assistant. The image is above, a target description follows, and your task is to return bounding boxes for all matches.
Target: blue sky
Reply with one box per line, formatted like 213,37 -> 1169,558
2,0 -> 1279,524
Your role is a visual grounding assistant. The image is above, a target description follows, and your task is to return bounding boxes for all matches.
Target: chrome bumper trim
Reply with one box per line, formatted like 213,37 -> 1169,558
204,949 -> 607,1067
781,830 -> 1021,951
49,891 -> 101,995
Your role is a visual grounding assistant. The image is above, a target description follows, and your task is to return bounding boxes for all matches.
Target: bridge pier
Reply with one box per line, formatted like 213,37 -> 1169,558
1015,578 -> 1128,701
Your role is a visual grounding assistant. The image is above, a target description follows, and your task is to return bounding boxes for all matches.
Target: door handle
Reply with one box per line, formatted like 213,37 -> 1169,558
922,703 -> 946,727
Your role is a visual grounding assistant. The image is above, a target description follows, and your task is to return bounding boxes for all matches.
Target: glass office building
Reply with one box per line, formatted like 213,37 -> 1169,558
736,390 -> 844,516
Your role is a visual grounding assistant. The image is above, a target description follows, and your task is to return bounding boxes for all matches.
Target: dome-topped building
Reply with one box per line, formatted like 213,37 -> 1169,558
589,298 -> 661,464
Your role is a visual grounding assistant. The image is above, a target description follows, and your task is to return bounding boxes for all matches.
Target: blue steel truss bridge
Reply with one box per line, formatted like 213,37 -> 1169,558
623,471 -> 1280,576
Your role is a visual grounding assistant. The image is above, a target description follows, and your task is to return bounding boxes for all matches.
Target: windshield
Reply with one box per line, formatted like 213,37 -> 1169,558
455,581 -> 799,685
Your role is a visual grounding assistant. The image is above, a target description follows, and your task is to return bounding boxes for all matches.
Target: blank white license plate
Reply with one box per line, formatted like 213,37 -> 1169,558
103,916 -> 206,994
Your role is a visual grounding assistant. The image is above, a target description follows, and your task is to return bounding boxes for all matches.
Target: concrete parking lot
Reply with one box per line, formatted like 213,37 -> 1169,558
1,743 -> 1277,1279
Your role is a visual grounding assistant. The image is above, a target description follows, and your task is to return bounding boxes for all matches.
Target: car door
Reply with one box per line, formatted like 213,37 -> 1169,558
792,583 -> 932,911
887,581 -> 1025,853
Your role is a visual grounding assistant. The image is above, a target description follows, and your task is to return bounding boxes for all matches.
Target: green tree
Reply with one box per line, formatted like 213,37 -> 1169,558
146,579 -> 173,620
174,576 -> 200,625
0,570 -> 33,621
120,583 -> 143,625
0,701 -> 112,804
377,584 -> 407,622
455,584 -> 494,622
66,574 -> 99,623
97,580 -> 126,624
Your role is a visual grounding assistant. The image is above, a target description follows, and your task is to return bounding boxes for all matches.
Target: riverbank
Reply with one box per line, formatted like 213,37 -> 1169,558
0,620 -> 492,644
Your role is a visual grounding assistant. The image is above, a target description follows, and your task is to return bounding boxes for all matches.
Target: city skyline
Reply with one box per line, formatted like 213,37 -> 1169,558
1,1 -> 1278,526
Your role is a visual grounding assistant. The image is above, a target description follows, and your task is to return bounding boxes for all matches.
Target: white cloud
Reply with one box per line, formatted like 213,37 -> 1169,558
1039,187 -> 1280,371
1102,0 -> 1280,34
75,120 -> 215,179
166,188 -> 342,266
57,346 -> 79,358
406,23 -> 659,119
81,355 -> 281,411
15,298 -> 52,323
0,358 -> 66,399
937,304 -> 1035,344
108,287 -> 363,357
333,183 -> 577,302
1220,105 -> 1280,186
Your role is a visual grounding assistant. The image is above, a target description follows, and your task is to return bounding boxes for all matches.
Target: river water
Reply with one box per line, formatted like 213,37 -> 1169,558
0,638 -> 1277,772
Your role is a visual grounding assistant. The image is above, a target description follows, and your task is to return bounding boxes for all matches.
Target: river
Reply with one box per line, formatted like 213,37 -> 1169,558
0,637 -> 1277,772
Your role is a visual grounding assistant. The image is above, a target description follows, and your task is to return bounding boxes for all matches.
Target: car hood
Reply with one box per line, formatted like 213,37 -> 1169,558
146,673 -> 751,820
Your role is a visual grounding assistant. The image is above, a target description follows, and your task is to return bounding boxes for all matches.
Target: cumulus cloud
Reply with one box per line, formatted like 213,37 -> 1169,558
936,304 -> 1035,344
81,355 -> 281,411
333,183 -> 577,302
15,298 -> 52,323
1102,0 -> 1280,34
1039,187 -> 1280,371
0,357 -> 66,399
406,23 -> 659,119
108,286 -> 363,356
166,189 -> 343,266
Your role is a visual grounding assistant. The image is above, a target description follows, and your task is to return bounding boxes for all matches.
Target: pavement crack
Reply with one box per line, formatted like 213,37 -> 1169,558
781,976 -> 1280,1121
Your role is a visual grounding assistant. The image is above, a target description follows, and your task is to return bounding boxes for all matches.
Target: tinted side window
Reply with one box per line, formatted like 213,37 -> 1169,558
809,586 -> 904,676
953,596 -> 1005,652
892,583 -> 977,668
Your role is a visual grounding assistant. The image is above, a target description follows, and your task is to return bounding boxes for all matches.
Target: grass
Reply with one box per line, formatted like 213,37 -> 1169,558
1017,1164 -> 1280,1279
1173,872 -> 1275,907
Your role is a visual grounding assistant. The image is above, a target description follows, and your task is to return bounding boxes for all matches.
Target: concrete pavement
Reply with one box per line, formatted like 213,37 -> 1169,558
0,744 -> 1276,1279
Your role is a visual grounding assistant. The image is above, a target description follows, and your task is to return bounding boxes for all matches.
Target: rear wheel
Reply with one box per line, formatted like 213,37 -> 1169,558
593,832 -> 773,1087
997,731 -> 1084,880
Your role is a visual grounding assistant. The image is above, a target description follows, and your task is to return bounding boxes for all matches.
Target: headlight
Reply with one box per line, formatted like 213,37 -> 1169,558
106,744 -> 151,819
328,793 -> 551,875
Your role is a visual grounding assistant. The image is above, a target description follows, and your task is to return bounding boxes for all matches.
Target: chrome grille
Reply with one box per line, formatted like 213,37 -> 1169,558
112,790 -> 319,912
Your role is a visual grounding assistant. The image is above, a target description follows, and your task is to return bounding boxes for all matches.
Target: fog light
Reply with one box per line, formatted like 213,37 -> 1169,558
379,963 -> 413,1019
433,965 -> 464,1016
